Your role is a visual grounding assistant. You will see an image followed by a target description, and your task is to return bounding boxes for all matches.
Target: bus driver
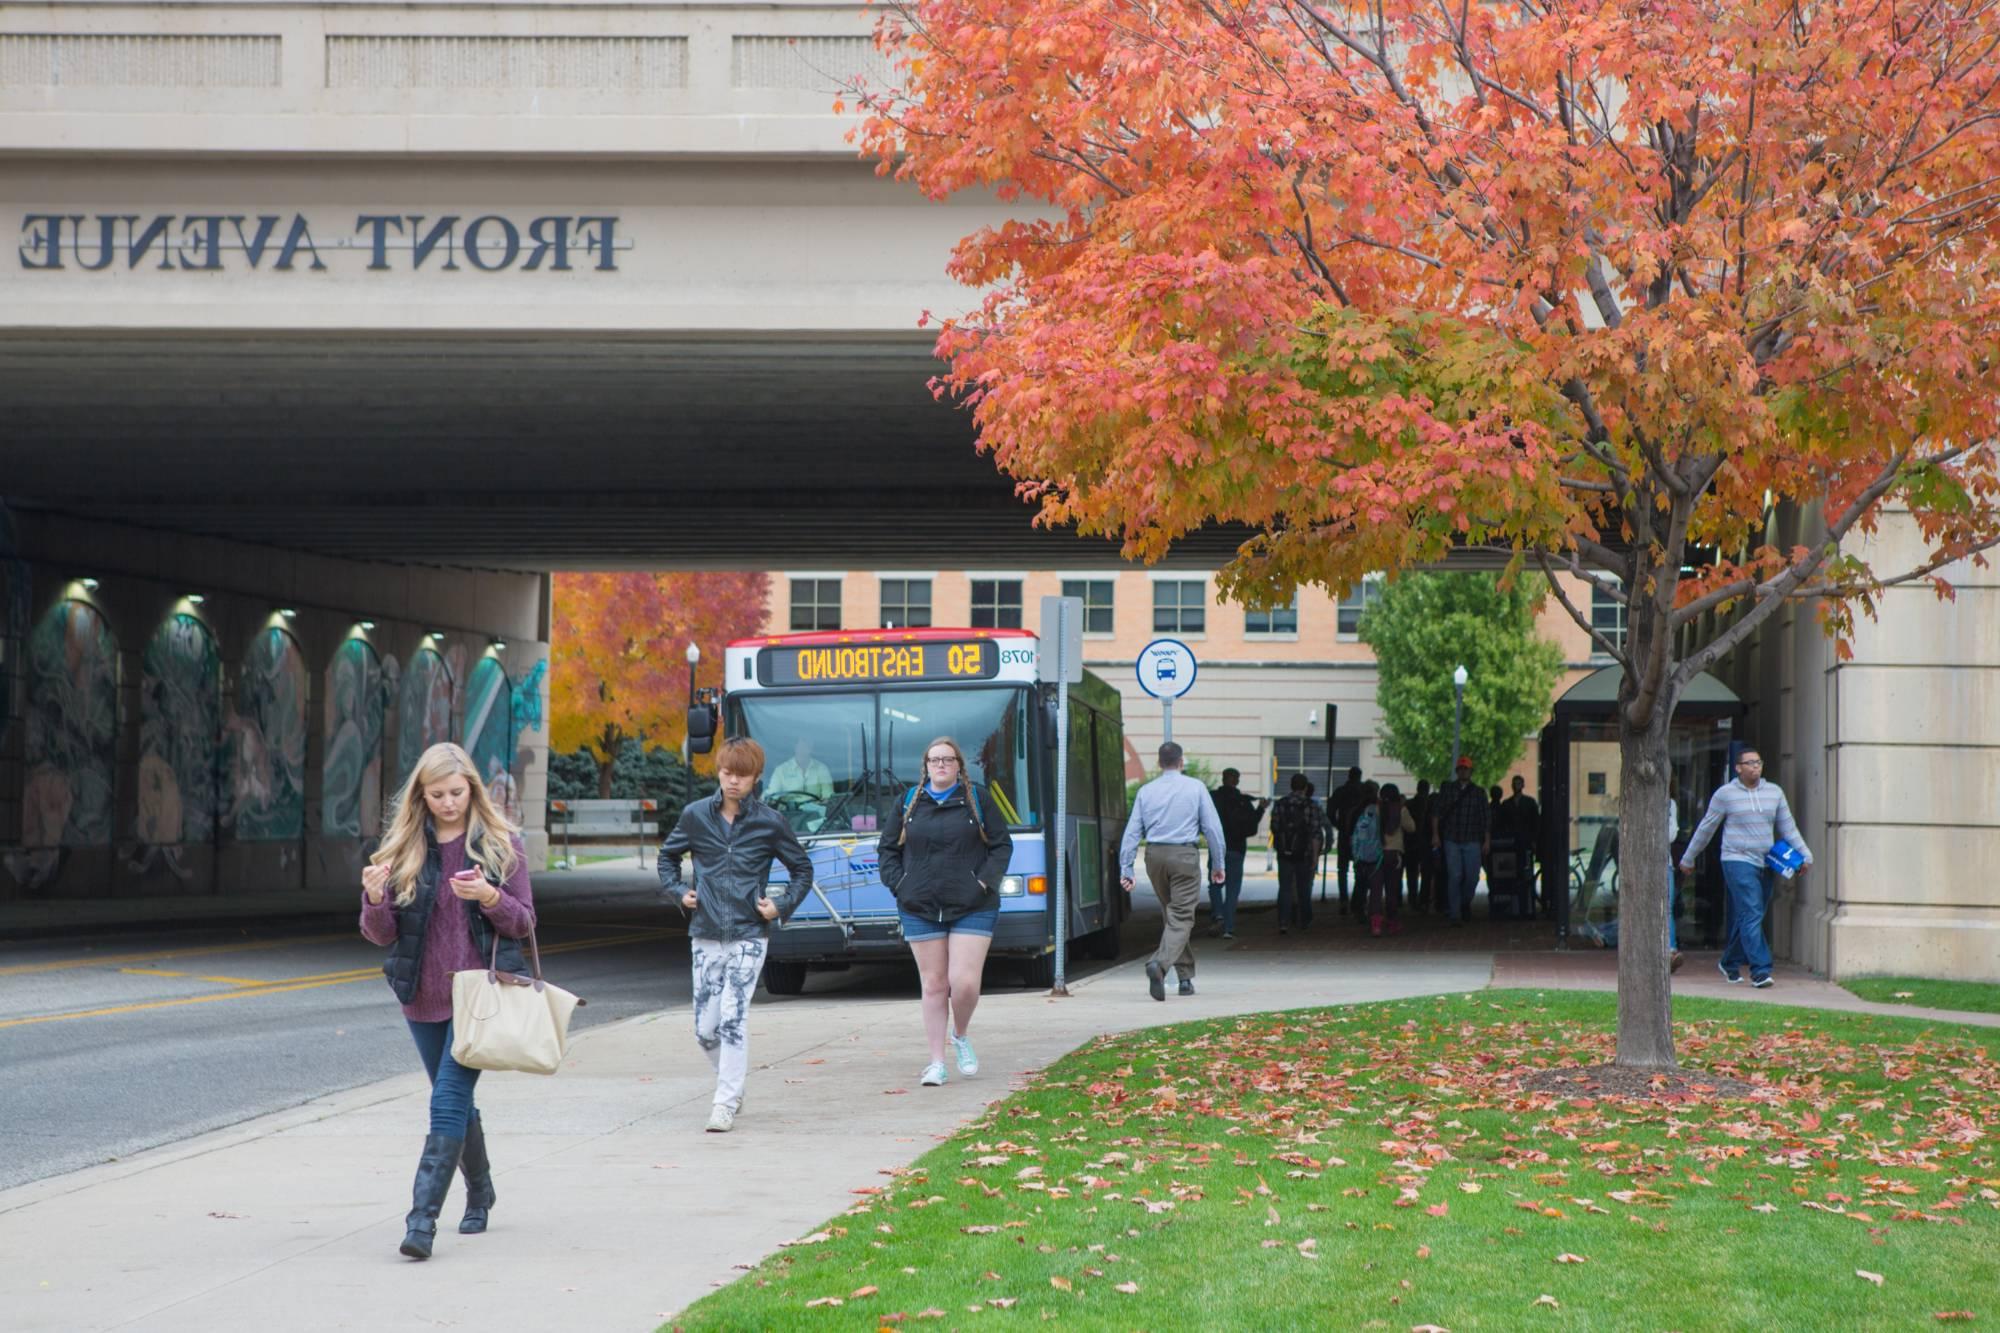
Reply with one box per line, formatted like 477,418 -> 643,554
765,736 -> 833,803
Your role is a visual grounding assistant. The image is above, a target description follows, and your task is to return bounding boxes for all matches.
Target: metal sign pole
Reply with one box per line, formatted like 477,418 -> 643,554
1050,598 -> 1073,996
1162,695 -> 1173,744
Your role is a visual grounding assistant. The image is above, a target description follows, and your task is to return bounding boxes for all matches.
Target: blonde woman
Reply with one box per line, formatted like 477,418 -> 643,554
876,736 -> 1013,1088
359,742 -> 535,1261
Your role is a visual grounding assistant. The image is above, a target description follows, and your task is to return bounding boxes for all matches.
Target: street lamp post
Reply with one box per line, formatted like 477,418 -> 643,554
1451,664 -> 1468,773
684,641 -> 701,821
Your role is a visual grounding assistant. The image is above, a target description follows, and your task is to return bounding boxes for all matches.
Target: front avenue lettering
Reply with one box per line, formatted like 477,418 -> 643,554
16,213 -> 621,272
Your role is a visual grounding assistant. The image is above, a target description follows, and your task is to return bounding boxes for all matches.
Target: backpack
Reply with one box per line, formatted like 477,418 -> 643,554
1215,788 -> 1262,843
1270,795 -> 1316,858
1351,805 -> 1382,863
897,784 -> 990,847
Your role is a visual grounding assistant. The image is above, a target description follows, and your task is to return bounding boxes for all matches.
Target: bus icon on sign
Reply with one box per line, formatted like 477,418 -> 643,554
1136,638 -> 1197,699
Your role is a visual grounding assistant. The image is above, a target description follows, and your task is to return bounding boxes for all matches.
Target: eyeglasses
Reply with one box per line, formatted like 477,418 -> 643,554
926,755 -> 959,766
1736,758 -> 1763,766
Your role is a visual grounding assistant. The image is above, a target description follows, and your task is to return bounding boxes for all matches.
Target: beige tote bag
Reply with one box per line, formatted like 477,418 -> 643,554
451,927 -> 584,1075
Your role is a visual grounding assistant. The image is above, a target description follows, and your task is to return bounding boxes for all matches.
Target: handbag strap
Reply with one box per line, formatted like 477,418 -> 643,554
487,921 -> 548,993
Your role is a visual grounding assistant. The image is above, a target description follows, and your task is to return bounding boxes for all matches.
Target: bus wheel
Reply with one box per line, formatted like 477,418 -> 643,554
762,959 -> 808,996
1019,952 -> 1057,989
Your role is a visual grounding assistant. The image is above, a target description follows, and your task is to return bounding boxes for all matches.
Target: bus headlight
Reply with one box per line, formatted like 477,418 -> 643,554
998,876 -> 1046,897
999,875 -> 1023,897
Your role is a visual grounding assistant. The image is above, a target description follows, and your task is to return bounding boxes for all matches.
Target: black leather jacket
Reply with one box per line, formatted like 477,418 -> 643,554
877,783 -> 1014,922
658,792 -> 814,942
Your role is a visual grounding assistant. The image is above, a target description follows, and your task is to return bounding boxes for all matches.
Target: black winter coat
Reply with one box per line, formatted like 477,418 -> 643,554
658,792 -> 815,942
877,783 -> 1014,923
381,834 -> 529,1003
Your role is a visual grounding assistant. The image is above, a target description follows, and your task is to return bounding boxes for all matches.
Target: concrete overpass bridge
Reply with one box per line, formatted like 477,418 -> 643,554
0,0 -> 1247,910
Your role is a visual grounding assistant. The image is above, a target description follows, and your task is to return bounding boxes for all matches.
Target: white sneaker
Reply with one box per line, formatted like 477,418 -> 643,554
951,1033 -> 979,1076
920,1061 -> 948,1087
705,1104 -> 735,1133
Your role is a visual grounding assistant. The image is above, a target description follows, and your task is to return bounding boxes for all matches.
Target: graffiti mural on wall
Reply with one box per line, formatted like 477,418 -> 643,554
512,658 -> 547,737
462,656 -> 517,820
323,637 -> 387,840
224,627 -> 307,841
23,600 -> 118,850
0,506 -> 28,752
137,613 -> 223,849
396,646 -> 454,792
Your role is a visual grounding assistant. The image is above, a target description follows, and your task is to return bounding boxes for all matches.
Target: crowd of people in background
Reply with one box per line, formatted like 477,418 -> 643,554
1193,760 -> 1551,939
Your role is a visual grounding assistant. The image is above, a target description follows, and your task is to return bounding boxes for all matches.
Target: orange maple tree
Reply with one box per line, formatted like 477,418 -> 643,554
856,0 -> 2000,1065
549,571 -> 770,797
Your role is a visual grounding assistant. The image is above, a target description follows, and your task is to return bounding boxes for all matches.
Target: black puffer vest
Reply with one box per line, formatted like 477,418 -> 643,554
380,834 -> 528,1003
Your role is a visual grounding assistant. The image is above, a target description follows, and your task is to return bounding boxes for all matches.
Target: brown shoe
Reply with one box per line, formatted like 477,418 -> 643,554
1669,950 -> 1685,973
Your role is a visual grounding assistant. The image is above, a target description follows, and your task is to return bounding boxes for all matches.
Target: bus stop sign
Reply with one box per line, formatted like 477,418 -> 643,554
1136,639 -> 1198,699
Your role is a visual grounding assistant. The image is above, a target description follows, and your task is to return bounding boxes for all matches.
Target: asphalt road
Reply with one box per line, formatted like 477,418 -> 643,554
0,877 -> 1161,1192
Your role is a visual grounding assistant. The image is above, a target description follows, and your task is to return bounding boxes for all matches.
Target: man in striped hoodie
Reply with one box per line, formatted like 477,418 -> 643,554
1679,746 -> 1811,989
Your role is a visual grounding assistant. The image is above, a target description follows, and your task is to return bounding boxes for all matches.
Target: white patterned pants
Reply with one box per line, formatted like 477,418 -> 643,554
691,936 -> 767,1110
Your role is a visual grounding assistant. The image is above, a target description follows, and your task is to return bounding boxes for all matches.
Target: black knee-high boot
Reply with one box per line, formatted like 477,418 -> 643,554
399,1133 -> 464,1260
458,1113 -> 495,1235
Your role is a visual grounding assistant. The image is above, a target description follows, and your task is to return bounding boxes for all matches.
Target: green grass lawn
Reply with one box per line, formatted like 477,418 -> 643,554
668,990 -> 2000,1331
1842,977 -> 2000,1016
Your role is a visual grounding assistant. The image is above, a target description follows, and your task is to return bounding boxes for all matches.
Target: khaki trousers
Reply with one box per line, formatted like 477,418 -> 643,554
1145,844 -> 1204,980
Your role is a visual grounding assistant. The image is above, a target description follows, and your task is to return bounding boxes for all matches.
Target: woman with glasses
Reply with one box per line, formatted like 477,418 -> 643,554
876,736 -> 1014,1087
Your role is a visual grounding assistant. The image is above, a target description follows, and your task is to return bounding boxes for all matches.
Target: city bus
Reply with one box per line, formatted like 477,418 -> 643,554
712,627 -> 1129,991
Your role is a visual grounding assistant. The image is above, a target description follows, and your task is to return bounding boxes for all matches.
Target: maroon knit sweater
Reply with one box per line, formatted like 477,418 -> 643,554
359,832 -> 537,1023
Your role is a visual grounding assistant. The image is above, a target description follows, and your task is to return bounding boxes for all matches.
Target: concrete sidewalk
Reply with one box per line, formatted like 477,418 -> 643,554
1494,947 -> 2000,1028
1,934 -> 1492,1333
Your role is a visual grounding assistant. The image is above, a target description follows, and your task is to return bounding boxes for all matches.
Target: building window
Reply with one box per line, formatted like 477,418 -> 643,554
1336,575 -> 1383,638
1060,579 -> 1116,634
790,578 -> 841,631
1271,737 -> 1362,791
1152,579 -> 1205,634
879,578 -> 932,629
1590,581 -> 1627,652
1245,595 -> 1298,636
970,579 -> 1023,629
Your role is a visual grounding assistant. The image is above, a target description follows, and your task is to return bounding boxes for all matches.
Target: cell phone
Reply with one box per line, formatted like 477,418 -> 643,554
452,868 -> 484,882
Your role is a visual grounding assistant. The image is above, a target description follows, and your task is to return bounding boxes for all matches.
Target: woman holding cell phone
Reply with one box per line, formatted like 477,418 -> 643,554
359,741 -> 535,1260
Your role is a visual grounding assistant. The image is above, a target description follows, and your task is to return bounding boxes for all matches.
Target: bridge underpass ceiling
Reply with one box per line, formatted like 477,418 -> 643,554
1,335 -> 1252,570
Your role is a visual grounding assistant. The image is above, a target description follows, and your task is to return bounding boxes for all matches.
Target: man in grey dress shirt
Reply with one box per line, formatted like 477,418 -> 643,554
1120,742 -> 1228,1001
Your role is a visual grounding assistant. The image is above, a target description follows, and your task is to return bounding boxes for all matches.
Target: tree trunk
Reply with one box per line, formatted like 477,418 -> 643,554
595,725 -> 623,799
1613,703 -> 1679,1069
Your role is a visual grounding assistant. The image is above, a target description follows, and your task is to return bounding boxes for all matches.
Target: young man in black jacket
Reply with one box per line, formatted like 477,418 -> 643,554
1207,768 -> 1267,939
659,736 -> 814,1133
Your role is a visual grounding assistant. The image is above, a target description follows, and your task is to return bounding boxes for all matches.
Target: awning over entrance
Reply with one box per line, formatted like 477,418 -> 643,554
1551,664 -> 1743,716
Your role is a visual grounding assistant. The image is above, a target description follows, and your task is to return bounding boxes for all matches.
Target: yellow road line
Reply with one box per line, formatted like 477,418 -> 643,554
0,930 -> 674,1030
0,973 -> 382,1029
0,933 -> 349,978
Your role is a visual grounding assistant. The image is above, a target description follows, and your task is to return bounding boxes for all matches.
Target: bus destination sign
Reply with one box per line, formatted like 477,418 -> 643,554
758,640 -> 999,687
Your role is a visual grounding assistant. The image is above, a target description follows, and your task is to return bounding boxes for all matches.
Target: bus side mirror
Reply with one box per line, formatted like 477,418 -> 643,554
687,703 -> 717,755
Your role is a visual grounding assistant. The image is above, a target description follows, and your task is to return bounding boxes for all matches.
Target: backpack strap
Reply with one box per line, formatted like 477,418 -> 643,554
966,783 -> 990,847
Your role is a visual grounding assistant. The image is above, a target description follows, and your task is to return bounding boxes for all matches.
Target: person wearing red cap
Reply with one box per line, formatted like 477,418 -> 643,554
1431,755 -> 1489,925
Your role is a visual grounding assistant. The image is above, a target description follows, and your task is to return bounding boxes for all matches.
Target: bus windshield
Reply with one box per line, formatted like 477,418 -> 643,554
731,685 -> 1038,837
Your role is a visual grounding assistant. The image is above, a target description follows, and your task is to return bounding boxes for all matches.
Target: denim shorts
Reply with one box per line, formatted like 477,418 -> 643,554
899,907 -> 999,941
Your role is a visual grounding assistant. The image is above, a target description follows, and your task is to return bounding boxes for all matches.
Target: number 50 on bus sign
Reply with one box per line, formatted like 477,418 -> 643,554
1136,638 -> 1197,699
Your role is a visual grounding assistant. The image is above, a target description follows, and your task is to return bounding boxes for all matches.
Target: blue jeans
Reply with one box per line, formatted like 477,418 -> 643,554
1276,855 -> 1316,928
1442,841 -> 1483,921
408,1018 -> 482,1139
1720,860 -> 1774,979
1210,846 -> 1246,933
